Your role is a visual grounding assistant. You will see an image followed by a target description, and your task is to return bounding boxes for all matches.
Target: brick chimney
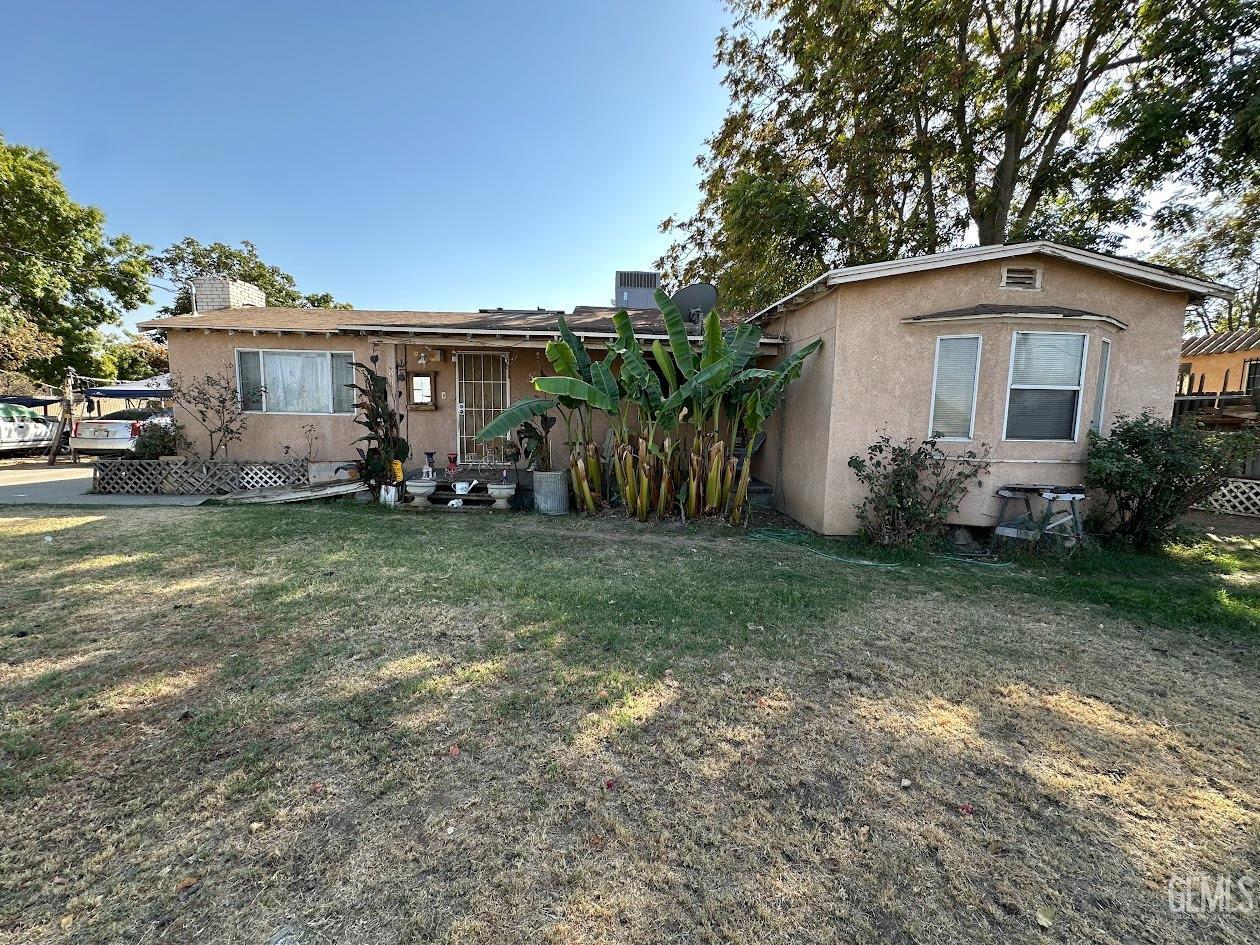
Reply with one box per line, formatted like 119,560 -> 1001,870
189,275 -> 266,312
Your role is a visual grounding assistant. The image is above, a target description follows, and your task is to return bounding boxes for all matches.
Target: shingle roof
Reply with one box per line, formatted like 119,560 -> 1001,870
1182,328 -> 1260,357
139,306 -> 666,337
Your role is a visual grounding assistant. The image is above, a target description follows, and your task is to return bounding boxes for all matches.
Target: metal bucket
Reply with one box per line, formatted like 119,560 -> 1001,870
532,470 -> 569,515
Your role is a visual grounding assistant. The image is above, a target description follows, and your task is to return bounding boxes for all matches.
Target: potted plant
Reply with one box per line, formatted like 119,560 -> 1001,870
518,414 -> 566,514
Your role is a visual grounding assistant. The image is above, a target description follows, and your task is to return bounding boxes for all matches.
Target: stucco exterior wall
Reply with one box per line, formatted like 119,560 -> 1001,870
164,330 -> 591,472
755,293 -> 839,533
757,254 -> 1189,535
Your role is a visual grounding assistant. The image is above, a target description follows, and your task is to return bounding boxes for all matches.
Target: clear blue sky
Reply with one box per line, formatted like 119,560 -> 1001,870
2,1 -> 731,330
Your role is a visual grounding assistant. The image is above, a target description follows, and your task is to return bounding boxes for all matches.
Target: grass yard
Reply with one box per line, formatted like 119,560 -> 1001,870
1,504 -> 1258,944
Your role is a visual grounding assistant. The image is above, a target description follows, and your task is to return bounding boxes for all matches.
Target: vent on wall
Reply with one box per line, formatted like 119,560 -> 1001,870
1001,265 -> 1042,289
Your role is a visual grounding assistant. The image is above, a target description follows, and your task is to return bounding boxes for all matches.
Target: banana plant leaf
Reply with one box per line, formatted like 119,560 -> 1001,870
590,360 -> 620,414
724,323 -> 763,373
556,316 -> 592,380
700,309 -> 727,369
654,287 -> 696,378
659,357 -> 739,416
533,375 -> 614,411
545,340 -> 580,379
651,340 -> 677,393
475,396 -> 556,442
611,309 -> 663,410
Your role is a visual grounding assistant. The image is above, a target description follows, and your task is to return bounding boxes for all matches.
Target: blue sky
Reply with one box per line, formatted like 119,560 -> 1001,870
3,1 -> 731,330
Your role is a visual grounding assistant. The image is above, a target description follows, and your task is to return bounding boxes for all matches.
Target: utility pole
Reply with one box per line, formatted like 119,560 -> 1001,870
45,368 -> 75,466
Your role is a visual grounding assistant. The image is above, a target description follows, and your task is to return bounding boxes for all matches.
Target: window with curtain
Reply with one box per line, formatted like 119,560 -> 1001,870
1005,332 -> 1087,441
929,335 -> 981,440
235,349 -> 356,414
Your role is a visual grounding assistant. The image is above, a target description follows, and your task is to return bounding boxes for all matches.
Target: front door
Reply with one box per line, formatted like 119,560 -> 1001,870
455,351 -> 510,462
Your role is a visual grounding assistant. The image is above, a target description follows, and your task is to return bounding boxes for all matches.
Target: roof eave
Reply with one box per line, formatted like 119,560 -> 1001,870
750,241 -> 1237,322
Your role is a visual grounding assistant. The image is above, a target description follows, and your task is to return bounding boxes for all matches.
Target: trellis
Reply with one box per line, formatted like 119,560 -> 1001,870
91,459 -> 309,496
1197,478 -> 1260,518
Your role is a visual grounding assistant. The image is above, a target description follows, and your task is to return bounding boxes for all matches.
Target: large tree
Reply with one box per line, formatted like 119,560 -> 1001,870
150,238 -> 351,315
0,135 -> 151,380
1151,185 -> 1260,334
662,0 -> 1260,313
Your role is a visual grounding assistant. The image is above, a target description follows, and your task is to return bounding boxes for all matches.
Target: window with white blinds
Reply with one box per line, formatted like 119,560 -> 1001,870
929,335 -> 981,440
1004,332 -> 1087,441
1090,339 -> 1111,433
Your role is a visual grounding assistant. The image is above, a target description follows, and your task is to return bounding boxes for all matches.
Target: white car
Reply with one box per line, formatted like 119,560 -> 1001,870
70,409 -> 170,456
0,405 -> 57,455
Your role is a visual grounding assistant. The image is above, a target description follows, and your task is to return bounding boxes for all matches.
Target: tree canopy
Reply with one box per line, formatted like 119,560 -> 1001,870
150,238 -> 352,316
661,0 -> 1260,314
0,135 -> 152,380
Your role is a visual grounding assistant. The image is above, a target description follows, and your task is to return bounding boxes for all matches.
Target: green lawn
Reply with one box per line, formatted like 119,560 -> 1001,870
1,504 -> 1257,944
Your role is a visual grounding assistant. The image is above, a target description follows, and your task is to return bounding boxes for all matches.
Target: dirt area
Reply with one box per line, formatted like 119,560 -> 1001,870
0,505 -> 1256,944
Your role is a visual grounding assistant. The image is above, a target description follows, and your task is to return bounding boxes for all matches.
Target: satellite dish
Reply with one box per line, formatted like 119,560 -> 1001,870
670,283 -> 718,324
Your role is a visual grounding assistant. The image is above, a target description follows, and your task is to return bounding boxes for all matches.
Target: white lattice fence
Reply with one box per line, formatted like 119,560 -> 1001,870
1197,478 -> 1260,518
91,460 -> 308,496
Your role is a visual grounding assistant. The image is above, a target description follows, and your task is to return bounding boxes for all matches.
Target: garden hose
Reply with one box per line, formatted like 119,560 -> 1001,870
746,528 -> 900,568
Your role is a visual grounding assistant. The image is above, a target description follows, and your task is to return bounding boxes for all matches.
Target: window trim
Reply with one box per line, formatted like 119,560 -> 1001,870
928,333 -> 982,442
408,371 -> 437,410
1090,338 -> 1111,434
235,347 -> 356,416
1000,264 -> 1043,291
1001,330 -> 1089,443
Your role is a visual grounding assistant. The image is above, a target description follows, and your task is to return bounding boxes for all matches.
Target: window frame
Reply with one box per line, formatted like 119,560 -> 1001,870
408,371 -> 437,410
1001,330 -> 1089,443
1244,358 -> 1260,394
1090,338 -> 1111,434
235,347 -> 356,416
927,333 -> 983,442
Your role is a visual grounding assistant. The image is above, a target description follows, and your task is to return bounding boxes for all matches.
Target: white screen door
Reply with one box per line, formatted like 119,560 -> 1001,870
456,352 -> 509,461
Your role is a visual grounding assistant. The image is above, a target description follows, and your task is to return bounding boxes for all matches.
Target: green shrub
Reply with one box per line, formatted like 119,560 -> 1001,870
848,435 -> 990,547
1085,413 -> 1257,551
129,421 -> 190,460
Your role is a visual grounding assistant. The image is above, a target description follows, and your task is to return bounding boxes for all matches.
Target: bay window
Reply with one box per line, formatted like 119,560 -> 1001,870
235,349 -> 356,414
1004,331 -> 1087,441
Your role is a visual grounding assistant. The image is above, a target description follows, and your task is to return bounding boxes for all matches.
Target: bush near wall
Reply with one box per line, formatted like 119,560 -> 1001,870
1085,413 -> 1257,551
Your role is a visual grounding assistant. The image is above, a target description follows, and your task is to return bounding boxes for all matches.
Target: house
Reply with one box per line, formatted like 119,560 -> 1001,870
748,241 -> 1234,534
139,272 -> 767,475
142,243 -> 1234,535
1179,328 -> 1260,397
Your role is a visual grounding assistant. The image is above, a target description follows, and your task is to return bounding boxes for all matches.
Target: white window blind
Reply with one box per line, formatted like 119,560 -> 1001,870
1005,332 -> 1086,441
930,336 -> 980,439
1090,340 -> 1111,433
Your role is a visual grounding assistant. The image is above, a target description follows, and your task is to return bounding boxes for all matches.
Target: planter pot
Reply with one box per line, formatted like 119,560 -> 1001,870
532,470 -> 569,516
405,479 -> 436,509
487,482 -> 516,510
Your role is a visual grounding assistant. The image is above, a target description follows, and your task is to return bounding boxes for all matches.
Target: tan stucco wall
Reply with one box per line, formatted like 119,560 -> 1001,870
1181,348 -> 1258,393
164,330 -> 588,471
756,254 -> 1189,535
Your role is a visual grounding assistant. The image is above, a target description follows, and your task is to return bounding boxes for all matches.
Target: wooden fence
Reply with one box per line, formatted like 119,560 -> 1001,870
91,459 -> 308,496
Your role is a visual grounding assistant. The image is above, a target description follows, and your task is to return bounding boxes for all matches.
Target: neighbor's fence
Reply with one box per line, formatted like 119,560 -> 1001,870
91,459 -> 308,496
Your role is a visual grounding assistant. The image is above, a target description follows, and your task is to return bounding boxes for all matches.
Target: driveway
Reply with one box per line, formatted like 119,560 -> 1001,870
0,459 -> 208,506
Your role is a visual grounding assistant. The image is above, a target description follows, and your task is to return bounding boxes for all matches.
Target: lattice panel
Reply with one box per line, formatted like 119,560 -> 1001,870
1197,478 -> 1260,518
91,460 -> 308,496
